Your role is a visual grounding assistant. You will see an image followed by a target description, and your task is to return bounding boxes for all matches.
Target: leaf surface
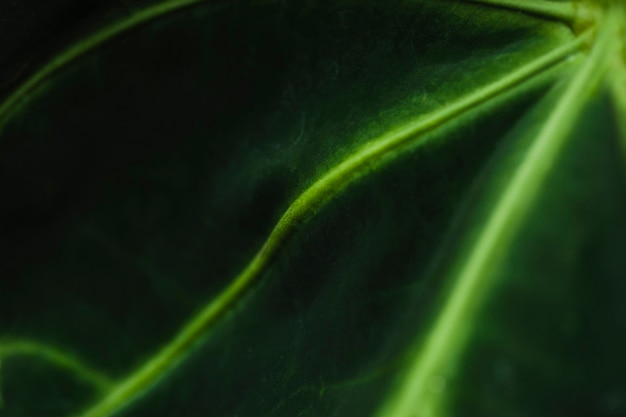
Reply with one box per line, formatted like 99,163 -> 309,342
0,1 -> 624,416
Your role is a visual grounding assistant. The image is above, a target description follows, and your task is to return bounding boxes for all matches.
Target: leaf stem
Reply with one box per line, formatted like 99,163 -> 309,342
374,15 -> 618,417
72,32 -> 587,417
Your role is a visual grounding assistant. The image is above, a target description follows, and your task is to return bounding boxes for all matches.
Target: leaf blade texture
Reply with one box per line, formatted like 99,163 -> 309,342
0,1 -> 624,416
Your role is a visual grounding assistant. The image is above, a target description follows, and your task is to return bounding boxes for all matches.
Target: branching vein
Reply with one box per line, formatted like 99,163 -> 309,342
71,31 -> 586,417
0,1 -> 602,416
375,14 -> 618,417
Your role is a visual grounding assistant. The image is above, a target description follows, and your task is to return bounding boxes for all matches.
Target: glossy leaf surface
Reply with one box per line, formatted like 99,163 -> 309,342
0,1 -> 625,416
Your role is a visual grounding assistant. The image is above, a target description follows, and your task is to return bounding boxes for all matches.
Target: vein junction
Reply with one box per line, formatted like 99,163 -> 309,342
0,2 -> 608,417
375,7 -> 621,417
70,28 -> 586,417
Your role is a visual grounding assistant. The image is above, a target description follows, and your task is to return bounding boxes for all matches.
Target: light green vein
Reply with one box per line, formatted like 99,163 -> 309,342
459,0 -> 578,24
0,339 -> 114,406
375,15 -> 618,417
0,0 -> 235,132
70,34 -> 586,417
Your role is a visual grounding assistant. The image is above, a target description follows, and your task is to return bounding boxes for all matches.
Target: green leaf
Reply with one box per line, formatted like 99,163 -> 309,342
0,1 -> 624,416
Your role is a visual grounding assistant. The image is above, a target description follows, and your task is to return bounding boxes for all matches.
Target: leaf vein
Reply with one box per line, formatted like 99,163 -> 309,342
72,32 -> 587,417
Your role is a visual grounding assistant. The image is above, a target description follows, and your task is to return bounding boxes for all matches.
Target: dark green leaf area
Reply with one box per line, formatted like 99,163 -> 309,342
453,92 -> 626,417
1,358 -> 96,417
119,85 -> 555,417
0,0 -> 566,415
0,0 -> 111,92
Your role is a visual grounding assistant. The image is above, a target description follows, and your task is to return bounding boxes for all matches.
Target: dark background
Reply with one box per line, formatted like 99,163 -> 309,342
0,0 -> 112,94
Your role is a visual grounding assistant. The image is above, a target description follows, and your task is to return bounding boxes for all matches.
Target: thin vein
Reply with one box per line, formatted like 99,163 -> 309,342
0,339 -> 114,393
458,0 -> 578,25
0,0 -> 238,132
